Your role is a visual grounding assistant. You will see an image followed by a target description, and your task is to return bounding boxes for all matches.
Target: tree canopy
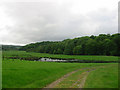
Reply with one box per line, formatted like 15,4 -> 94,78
20,33 -> 120,56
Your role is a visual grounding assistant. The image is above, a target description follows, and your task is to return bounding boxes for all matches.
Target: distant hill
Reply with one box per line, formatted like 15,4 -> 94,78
20,33 -> 120,56
2,45 -> 21,51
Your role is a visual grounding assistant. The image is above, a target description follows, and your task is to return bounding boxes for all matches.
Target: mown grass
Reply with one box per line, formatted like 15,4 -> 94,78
84,64 -> 118,88
2,59 -> 111,88
3,51 -> 119,61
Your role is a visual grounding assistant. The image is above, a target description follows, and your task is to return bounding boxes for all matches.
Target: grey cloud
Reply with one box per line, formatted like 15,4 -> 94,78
1,1 -> 118,45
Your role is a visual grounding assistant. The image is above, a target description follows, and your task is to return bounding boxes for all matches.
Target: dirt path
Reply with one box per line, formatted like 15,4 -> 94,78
44,69 -> 82,88
43,65 -> 110,88
71,68 -> 96,88
43,67 -> 95,88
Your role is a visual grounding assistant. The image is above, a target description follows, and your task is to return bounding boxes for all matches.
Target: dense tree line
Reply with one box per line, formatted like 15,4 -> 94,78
20,33 -> 120,56
2,45 -> 21,51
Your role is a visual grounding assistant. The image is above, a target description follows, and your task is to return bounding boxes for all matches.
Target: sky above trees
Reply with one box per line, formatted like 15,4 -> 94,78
0,0 -> 119,45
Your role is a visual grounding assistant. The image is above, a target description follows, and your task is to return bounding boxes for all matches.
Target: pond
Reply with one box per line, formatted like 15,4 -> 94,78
36,58 -> 117,63
6,57 -> 118,63
37,58 -> 78,62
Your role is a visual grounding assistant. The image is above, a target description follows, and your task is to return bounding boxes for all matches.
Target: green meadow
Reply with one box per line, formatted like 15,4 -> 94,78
54,64 -> 118,88
3,51 -> 118,61
2,51 -> 119,88
84,64 -> 118,88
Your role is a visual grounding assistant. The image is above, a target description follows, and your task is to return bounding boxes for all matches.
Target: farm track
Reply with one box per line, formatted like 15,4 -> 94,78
43,65 -> 112,89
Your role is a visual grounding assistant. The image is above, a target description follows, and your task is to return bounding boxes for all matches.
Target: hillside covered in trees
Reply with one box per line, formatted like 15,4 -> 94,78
2,45 -> 21,51
20,33 -> 120,56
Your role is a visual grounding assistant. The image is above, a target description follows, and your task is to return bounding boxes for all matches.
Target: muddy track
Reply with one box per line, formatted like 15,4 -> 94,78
43,65 -> 110,89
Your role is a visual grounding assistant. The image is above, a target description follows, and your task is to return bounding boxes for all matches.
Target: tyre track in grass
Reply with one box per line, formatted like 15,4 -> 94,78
71,68 -> 96,88
43,68 -> 88,88
43,64 -> 111,89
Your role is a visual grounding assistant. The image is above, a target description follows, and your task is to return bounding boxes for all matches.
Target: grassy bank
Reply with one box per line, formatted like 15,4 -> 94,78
3,51 -> 118,61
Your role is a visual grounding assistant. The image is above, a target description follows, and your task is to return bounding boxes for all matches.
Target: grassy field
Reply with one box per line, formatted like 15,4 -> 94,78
2,51 -> 119,88
84,64 -> 118,88
54,64 -> 118,88
3,51 -> 119,61
2,59 -> 110,88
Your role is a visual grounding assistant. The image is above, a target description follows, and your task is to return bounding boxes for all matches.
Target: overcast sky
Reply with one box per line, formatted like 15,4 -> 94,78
0,0 -> 119,45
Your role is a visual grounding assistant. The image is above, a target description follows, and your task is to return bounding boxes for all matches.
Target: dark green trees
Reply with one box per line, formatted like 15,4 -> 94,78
63,40 -> 75,55
73,45 -> 83,55
20,33 -> 120,56
85,39 -> 98,55
112,33 -> 120,56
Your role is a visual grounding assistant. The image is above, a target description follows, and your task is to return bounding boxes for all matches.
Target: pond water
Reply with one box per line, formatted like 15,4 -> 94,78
35,58 -> 117,63
37,58 -> 78,62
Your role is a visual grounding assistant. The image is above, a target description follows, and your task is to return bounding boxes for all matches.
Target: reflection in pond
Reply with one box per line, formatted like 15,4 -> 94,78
36,58 -> 118,63
6,56 -> 118,63
39,58 -> 77,62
